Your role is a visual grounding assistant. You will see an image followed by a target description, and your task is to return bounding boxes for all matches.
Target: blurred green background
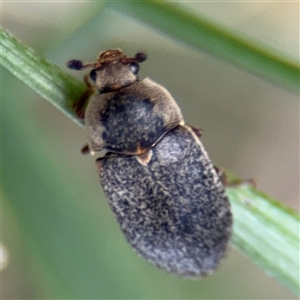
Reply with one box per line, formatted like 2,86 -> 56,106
2,2 -> 299,299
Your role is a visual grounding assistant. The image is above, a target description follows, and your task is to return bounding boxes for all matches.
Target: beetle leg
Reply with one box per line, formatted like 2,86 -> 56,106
189,125 -> 203,138
214,165 -> 257,188
214,166 -> 227,185
81,143 -> 96,156
81,144 -> 90,155
73,74 -> 95,119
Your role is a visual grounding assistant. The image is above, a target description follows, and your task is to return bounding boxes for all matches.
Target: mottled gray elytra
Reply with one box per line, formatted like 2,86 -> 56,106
67,49 -> 232,278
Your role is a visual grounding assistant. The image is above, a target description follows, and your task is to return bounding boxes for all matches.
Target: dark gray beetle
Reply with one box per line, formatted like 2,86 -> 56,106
67,49 -> 232,278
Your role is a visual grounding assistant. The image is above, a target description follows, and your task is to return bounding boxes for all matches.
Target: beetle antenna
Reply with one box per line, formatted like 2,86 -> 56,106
66,60 -> 101,70
120,52 -> 147,66
135,52 -> 147,63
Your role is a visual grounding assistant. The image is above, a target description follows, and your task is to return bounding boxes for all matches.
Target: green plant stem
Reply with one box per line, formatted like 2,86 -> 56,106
109,2 -> 299,94
0,28 -> 85,127
227,185 -> 299,295
1,27 -> 299,296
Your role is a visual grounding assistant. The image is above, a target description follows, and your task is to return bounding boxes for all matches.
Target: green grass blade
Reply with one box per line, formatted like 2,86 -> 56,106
1,28 -> 299,296
227,185 -> 299,295
0,28 -> 85,127
109,2 -> 299,94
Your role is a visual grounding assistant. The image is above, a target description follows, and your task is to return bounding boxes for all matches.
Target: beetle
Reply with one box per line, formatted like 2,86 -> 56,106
67,49 -> 232,278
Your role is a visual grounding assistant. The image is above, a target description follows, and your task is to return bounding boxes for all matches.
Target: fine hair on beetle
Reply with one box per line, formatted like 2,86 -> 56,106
67,49 -> 232,278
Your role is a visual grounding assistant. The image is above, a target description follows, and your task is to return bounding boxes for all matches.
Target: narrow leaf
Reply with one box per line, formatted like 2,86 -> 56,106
109,2 -> 299,94
0,28 -> 85,127
227,185 -> 299,295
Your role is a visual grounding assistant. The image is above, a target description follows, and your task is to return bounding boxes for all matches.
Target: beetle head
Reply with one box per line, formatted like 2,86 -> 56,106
67,49 -> 147,93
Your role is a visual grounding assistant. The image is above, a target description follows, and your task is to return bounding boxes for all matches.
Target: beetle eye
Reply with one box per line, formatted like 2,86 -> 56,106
90,69 -> 97,81
129,62 -> 139,75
